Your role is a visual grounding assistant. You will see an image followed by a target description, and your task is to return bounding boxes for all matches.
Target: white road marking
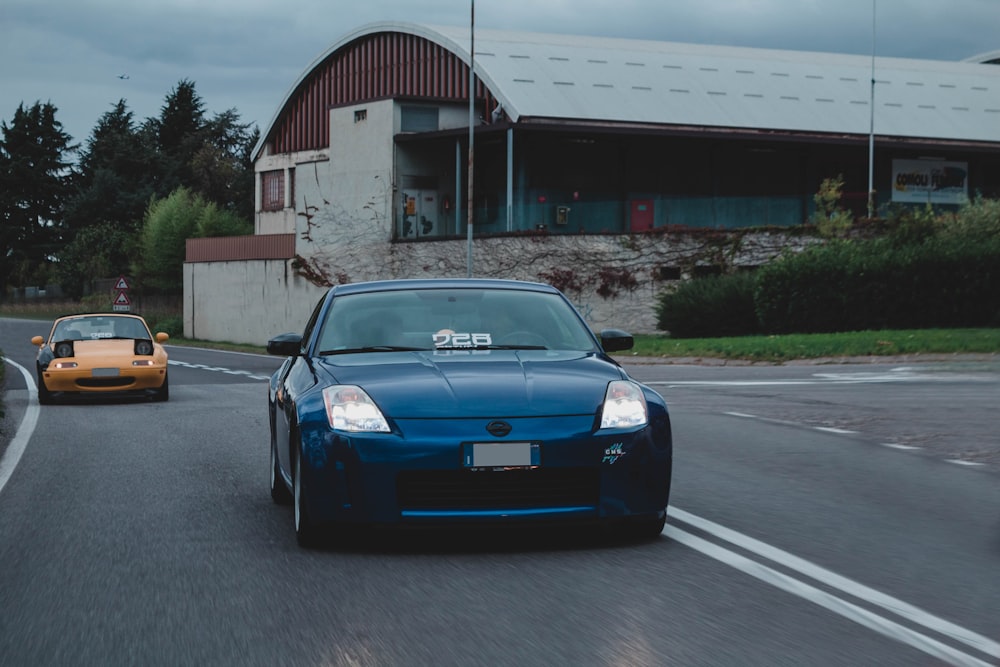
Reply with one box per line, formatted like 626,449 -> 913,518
168,359 -> 270,381
0,358 -> 39,495
653,369 -> 992,389
720,412 -> 988,468
668,507 -> 1000,666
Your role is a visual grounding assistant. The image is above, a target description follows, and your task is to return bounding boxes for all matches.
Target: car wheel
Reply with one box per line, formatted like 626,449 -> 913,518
294,452 -> 322,547
270,432 -> 292,505
153,371 -> 169,402
622,511 -> 666,542
37,371 -> 54,405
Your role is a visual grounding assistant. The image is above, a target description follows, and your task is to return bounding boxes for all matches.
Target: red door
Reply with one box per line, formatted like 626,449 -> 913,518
630,200 -> 654,232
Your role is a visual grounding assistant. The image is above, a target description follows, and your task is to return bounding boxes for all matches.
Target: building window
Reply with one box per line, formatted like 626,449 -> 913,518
354,109 -> 367,123
262,170 -> 284,211
401,106 -> 439,132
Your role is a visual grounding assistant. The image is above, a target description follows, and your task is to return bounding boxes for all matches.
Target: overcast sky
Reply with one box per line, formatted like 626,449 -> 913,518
2,0 -> 998,151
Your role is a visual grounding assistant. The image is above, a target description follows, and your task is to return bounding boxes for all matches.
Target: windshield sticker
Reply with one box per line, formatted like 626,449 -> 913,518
433,331 -> 493,348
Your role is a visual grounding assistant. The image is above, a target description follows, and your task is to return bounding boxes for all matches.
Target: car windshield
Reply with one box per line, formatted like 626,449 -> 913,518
315,287 -> 599,354
53,316 -> 150,341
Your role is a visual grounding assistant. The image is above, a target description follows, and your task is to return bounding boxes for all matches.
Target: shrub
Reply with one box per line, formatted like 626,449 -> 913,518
146,315 -> 183,337
657,271 -> 760,338
940,195 -> 1000,241
809,175 -> 854,238
754,234 -> 1000,333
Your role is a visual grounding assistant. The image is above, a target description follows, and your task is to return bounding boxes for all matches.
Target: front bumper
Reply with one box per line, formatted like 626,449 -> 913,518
41,366 -> 167,393
297,413 -> 672,526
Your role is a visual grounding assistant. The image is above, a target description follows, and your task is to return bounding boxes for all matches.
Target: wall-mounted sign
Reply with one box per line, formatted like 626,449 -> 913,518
891,159 -> 968,205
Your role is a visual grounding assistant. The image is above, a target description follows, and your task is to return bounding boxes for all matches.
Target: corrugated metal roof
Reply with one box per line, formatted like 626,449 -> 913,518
426,24 -> 1000,143
185,234 -> 295,263
255,22 -> 1000,158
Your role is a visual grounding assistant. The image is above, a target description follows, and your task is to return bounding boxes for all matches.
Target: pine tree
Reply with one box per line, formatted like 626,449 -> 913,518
0,101 -> 77,292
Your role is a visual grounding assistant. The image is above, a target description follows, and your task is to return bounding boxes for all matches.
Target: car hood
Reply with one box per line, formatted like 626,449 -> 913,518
316,350 -> 628,418
51,339 -> 140,358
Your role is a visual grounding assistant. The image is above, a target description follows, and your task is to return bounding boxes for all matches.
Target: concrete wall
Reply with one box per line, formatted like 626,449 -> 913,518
183,259 -> 326,344
185,229 -> 814,345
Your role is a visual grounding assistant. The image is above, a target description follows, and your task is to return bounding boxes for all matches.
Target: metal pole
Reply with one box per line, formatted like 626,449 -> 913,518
466,0 -> 475,277
867,0 -> 876,219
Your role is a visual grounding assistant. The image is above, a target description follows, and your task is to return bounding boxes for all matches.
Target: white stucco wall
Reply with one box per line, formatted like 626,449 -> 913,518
255,148 -> 330,235
289,100 -> 396,286
183,259 -> 326,345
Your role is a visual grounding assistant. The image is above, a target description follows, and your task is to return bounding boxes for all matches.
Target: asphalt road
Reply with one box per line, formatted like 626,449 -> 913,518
2,316 -> 999,666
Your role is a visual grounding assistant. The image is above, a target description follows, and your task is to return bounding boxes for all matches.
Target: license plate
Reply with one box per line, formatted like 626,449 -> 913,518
92,368 -> 120,377
463,442 -> 540,469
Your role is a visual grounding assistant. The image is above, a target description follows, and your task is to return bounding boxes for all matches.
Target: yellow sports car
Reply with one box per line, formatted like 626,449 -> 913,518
31,313 -> 170,404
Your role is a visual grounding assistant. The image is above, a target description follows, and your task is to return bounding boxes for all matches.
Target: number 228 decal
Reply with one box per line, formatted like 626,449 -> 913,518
433,332 -> 493,348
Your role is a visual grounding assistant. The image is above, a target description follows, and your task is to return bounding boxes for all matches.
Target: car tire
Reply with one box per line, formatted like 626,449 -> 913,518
622,511 -> 667,542
294,452 -> 322,548
37,371 -> 54,405
270,433 -> 293,505
153,371 -> 169,402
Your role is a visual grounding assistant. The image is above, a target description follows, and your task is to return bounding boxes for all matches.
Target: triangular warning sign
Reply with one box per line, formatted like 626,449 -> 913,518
114,291 -> 130,305
114,275 -> 130,290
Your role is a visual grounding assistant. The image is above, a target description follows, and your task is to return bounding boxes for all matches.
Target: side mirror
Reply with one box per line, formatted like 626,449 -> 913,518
155,332 -> 170,343
267,332 -> 304,357
31,336 -> 45,346
599,329 -> 634,353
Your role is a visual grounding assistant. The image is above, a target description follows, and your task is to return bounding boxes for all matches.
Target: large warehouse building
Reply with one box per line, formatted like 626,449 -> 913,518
184,22 -> 1000,344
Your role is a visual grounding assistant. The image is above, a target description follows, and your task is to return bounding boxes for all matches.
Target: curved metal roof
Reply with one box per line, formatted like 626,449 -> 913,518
255,21 -> 1000,158
963,49 -> 1000,65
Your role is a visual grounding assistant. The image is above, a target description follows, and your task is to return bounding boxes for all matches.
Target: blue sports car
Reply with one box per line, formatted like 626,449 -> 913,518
266,278 -> 672,546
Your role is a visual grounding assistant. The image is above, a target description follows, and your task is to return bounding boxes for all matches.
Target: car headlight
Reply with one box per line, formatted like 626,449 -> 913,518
323,385 -> 390,432
599,380 -> 648,429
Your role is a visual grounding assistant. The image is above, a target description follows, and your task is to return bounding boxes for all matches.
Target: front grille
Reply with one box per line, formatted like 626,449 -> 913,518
76,377 -> 135,388
397,467 -> 599,511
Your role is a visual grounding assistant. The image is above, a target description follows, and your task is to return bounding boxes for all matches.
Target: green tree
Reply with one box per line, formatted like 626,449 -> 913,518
56,222 -> 137,299
143,80 -> 258,219
57,101 -> 160,298
65,100 -> 158,234
133,187 -> 252,293
145,79 -> 206,194
191,109 -> 259,222
0,101 -> 77,293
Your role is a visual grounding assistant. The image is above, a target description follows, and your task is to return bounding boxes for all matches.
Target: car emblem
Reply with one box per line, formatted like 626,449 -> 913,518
486,420 -> 512,437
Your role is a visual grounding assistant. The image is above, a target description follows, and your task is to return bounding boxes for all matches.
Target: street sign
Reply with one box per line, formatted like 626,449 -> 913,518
113,290 -> 131,312
114,275 -> 131,291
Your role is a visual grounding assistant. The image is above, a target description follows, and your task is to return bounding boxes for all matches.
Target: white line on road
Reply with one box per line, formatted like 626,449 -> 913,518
668,507 -> 1000,665
0,358 -> 39,496
946,460 -> 985,467
167,359 -> 270,381
652,370 -> 992,388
